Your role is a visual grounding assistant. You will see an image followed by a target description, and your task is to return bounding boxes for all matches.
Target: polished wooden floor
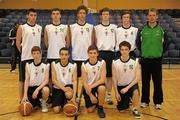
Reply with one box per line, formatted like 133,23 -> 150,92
0,65 -> 180,120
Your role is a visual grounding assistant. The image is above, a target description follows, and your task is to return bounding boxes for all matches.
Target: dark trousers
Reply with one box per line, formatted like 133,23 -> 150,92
10,45 -> 20,71
141,57 -> 163,104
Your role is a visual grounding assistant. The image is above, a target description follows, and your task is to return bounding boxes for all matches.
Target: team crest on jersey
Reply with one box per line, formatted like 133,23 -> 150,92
38,28 -> 40,33
98,66 -> 100,71
41,68 -> 44,73
60,28 -> 64,32
69,68 -> 71,73
129,65 -> 133,69
111,29 -> 114,33
131,31 -> 133,35
86,28 -> 89,32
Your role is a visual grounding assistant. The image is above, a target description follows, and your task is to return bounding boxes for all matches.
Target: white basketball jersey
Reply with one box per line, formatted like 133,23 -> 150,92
45,24 -> 68,59
26,62 -> 49,86
116,26 -> 138,51
21,23 -> 42,61
95,24 -> 117,51
52,61 -> 77,88
70,23 -> 93,61
82,59 -> 105,85
113,58 -> 138,86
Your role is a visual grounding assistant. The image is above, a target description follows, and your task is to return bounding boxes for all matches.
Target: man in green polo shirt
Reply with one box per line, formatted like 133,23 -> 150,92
136,8 -> 168,110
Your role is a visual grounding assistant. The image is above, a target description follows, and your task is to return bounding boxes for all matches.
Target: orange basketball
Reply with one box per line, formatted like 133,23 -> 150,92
63,101 -> 77,117
18,102 -> 33,116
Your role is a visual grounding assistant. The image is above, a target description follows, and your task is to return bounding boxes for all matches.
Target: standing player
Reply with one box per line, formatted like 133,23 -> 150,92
112,41 -> 141,119
21,46 -> 50,113
116,11 -> 138,58
69,5 -> 94,78
16,8 -> 42,100
82,45 -> 106,118
136,8 -> 168,109
94,7 -> 117,104
44,8 -> 69,64
51,47 -> 77,113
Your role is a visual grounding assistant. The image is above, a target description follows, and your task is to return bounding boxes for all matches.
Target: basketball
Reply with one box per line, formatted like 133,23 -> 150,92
18,102 -> 33,116
63,101 -> 77,117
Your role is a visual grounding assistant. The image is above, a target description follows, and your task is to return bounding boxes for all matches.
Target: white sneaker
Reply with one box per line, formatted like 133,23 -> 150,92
155,104 -> 162,110
140,103 -> 149,108
40,99 -> 48,112
106,94 -> 113,105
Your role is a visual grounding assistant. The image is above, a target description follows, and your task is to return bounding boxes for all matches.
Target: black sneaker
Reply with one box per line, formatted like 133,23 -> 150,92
132,109 -> 141,119
97,106 -> 106,118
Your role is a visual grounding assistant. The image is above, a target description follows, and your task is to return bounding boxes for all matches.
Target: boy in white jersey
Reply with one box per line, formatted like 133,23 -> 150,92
51,47 -> 77,113
16,8 -> 42,100
95,7 -> 117,105
21,46 -> 50,113
116,11 -> 138,58
112,41 -> 141,119
82,45 -> 106,118
69,5 -> 95,77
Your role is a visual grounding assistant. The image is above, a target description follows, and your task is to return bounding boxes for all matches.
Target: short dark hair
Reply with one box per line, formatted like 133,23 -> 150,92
31,46 -> 41,54
51,8 -> 61,14
119,41 -> 131,50
27,8 -> 36,15
76,5 -> 88,15
147,8 -> 158,15
100,7 -> 111,15
87,45 -> 99,53
121,10 -> 131,19
59,47 -> 69,54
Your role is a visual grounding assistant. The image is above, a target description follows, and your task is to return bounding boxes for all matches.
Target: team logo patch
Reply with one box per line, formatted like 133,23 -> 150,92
86,28 -> 89,32
60,28 -> 64,32
129,65 -> 133,69
69,68 -> 71,73
42,68 -> 44,73
131,31 -> 133,35
111,29 -> 114,33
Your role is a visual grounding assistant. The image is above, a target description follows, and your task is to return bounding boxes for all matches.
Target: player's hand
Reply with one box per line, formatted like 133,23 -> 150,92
120,87 -> 129,94
115,93 -> 121,102
32,88 -> 39,99
21,95 -> 29,103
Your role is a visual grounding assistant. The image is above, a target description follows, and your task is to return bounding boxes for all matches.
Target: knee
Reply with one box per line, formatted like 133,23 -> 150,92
42,87 -> 50,96
98,85 -> 106,93
133,90 -> 139,96
53,106 -> 60,113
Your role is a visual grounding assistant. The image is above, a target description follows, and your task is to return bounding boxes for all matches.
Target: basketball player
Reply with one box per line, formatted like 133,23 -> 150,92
94,7 -> 117,104
112,41 -> 141,118
136,8 -> 168,109
21,46 -> 50,113
51,47 -> 77,113
116,11 -> 138,58
82,45 -> 106,118
69,5 -> 94,78
16,8 -> 42,100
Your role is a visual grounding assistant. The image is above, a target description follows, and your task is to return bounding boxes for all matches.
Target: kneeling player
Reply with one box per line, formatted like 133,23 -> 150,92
21,46 -> 50,113
82,45 -> 106,118
112,41 -> 141,119
51,47 -> 77,113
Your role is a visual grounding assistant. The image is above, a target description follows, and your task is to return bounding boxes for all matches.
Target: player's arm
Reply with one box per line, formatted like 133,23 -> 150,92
51,62 -> 66,92
91,27 -> 96,45
66,26 -> 71,49
16,25 -> 22,52
90,61 -> 106,89
44,27 -> 48,48
81,64 -> 91,95
37,64 -> 50,90
72,64 -> 77,100
112,62 -> 121,101
22,63 -> 30,102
